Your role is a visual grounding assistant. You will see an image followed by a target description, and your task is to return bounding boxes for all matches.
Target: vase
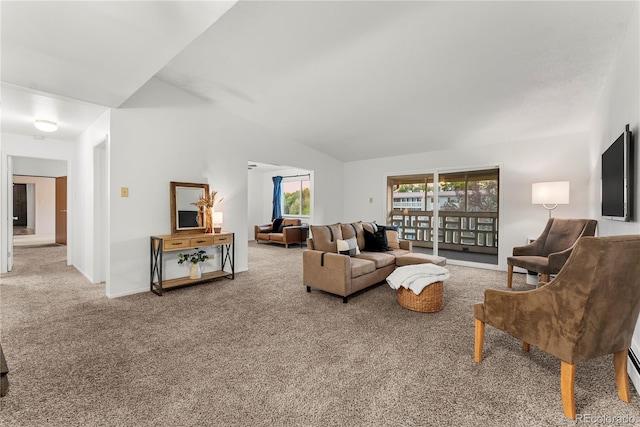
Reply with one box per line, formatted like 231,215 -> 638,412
204,208 -> 213,234
189,263 -> 202,279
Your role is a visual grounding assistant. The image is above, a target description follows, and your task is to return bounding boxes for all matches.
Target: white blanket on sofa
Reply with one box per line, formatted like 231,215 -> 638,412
386,264 -> 450,295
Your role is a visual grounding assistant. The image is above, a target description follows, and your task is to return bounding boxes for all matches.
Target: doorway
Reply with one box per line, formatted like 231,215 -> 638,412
55,176 -> 67,245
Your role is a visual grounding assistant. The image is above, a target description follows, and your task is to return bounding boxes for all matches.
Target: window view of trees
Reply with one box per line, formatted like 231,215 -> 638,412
283,179 -> 310,216
391,170 -> 498,212
438,173 -> 498,212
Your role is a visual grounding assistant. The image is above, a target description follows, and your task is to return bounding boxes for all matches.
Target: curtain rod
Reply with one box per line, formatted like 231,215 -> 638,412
280,173 -> 310,178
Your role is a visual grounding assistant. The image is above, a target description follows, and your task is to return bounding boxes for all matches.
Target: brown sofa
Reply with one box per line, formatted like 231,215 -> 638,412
303,222 -> 446,303
255,218 -> 308,248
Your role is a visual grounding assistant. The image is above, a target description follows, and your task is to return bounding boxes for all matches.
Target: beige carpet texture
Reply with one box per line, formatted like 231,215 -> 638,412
1,243 -> 639,426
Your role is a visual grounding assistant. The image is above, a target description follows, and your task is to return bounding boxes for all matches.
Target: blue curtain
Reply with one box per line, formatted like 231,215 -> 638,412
272,176 -> 283,220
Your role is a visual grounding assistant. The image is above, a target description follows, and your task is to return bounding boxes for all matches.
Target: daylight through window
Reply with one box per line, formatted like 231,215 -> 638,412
282,176 -> 311,216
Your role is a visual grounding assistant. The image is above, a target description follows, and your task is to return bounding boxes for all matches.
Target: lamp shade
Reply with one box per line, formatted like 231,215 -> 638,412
532,181 -> 570,205
212,211 -> 223,224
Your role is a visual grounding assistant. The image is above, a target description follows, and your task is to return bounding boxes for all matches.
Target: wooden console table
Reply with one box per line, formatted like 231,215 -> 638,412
150,232 -> 234,296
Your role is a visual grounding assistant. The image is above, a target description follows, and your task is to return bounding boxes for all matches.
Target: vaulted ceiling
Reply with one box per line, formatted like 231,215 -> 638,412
2,1 -> 636,161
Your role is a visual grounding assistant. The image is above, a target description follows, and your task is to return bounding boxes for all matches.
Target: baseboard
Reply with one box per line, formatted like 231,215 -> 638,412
629,344 -> 640,397
107,287 -> 147,299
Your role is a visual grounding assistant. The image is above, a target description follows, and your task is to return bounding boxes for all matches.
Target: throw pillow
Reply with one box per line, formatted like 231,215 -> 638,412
363,228 -> 392,252
340,222 -> 365,250
272,218 -> 284,232
278,223 -> 289,232
337,237 -> 360,257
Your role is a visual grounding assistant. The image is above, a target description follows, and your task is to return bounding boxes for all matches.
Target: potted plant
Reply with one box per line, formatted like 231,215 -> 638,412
178,249 -> 209,279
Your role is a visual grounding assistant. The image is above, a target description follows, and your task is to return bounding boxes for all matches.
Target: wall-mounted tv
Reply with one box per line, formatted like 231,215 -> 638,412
601,124 -> 634,221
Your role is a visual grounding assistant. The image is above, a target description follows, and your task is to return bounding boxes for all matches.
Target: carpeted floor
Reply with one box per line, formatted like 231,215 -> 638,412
1,243 -> 638,426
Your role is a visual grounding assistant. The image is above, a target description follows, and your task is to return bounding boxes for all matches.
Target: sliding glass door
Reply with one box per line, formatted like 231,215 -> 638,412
388,168 -> 499,265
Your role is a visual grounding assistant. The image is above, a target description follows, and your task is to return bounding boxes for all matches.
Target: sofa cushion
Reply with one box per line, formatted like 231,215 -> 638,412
337,237 -> 360,256
356,251 -> 396,269
256,232 -> 271,240
269,233 -> 284,242
363,228 -> 392,252
340,222 -> 365,250
310,224 -> 343,253
386,229 -> 400,249
350,257 -> 377,278
362,222 -> 379,233
387,248 -> 410,258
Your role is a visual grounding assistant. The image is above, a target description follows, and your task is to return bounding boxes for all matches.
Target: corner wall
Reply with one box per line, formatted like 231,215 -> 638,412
108,78 -> 343,297
587,1 -> 640,393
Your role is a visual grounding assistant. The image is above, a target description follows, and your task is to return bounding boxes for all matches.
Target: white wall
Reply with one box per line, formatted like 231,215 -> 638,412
72,110 -> 111,284
12,176 -> 56,235
1,134 -> 75,272
108,78 -> 343,297
587,2 -> 640,392
12,157 -> 67,177
343,132 -> 592,270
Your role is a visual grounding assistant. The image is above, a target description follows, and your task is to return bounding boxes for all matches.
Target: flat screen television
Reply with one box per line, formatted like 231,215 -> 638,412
601,124 -> 634,221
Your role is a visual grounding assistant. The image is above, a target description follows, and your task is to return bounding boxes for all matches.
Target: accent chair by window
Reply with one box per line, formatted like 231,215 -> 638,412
507,218 -> 597,288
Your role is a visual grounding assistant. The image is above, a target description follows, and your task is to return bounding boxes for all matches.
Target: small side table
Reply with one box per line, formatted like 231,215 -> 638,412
287,225 -> 309,247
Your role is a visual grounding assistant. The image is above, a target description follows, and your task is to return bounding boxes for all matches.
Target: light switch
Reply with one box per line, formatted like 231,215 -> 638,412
121,187 -> 129,197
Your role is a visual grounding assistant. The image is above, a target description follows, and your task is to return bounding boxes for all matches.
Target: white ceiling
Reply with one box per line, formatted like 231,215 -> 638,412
1,0 -> 235,140
1,1 -> 636,161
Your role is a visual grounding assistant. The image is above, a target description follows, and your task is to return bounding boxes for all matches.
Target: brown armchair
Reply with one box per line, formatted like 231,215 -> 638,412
475,235 -> 640,419
507,218 -> 597,287
254,218 -> 307,248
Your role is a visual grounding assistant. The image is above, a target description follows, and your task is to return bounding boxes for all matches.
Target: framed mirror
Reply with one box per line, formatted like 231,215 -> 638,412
170,181 -> 210,235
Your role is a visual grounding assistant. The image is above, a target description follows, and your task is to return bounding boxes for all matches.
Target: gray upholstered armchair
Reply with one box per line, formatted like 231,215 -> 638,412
475,235 -> 640,419
507,218 -> 597,287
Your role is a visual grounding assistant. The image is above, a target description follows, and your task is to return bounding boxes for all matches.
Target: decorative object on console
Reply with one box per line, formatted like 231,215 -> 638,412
177,249 -> 209,279
192,190 -> 223,234
531,181 -> 570,218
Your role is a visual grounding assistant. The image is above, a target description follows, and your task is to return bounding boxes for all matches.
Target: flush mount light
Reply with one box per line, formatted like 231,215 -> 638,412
34,119 -> 58,132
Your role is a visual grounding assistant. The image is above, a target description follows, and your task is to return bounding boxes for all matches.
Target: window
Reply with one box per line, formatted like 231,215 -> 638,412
282,176 -> 310,216
438,170 -> 499,212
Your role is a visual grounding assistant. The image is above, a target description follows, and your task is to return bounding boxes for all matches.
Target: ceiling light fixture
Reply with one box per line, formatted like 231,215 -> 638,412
34,119 -> 58,132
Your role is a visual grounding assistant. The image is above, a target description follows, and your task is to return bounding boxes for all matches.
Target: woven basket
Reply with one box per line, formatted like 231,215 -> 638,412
396,281 -> 444,313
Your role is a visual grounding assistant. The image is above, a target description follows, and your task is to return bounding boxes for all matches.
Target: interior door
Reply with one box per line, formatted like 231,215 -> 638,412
55,176 -> 67,245
13,183 -> 28,227
7,157 -> 13,271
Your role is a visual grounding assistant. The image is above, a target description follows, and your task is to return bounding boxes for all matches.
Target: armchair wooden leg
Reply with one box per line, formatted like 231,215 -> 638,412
474,319 -> 485,363
522,342 -> 530,352
561,361 -> 576,420
507,264 -> 513,288
614,349 -> 631,403
541,273 -> 550,283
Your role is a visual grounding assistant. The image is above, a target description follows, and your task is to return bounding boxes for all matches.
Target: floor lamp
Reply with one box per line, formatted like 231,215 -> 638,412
532,181 -> 570,218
